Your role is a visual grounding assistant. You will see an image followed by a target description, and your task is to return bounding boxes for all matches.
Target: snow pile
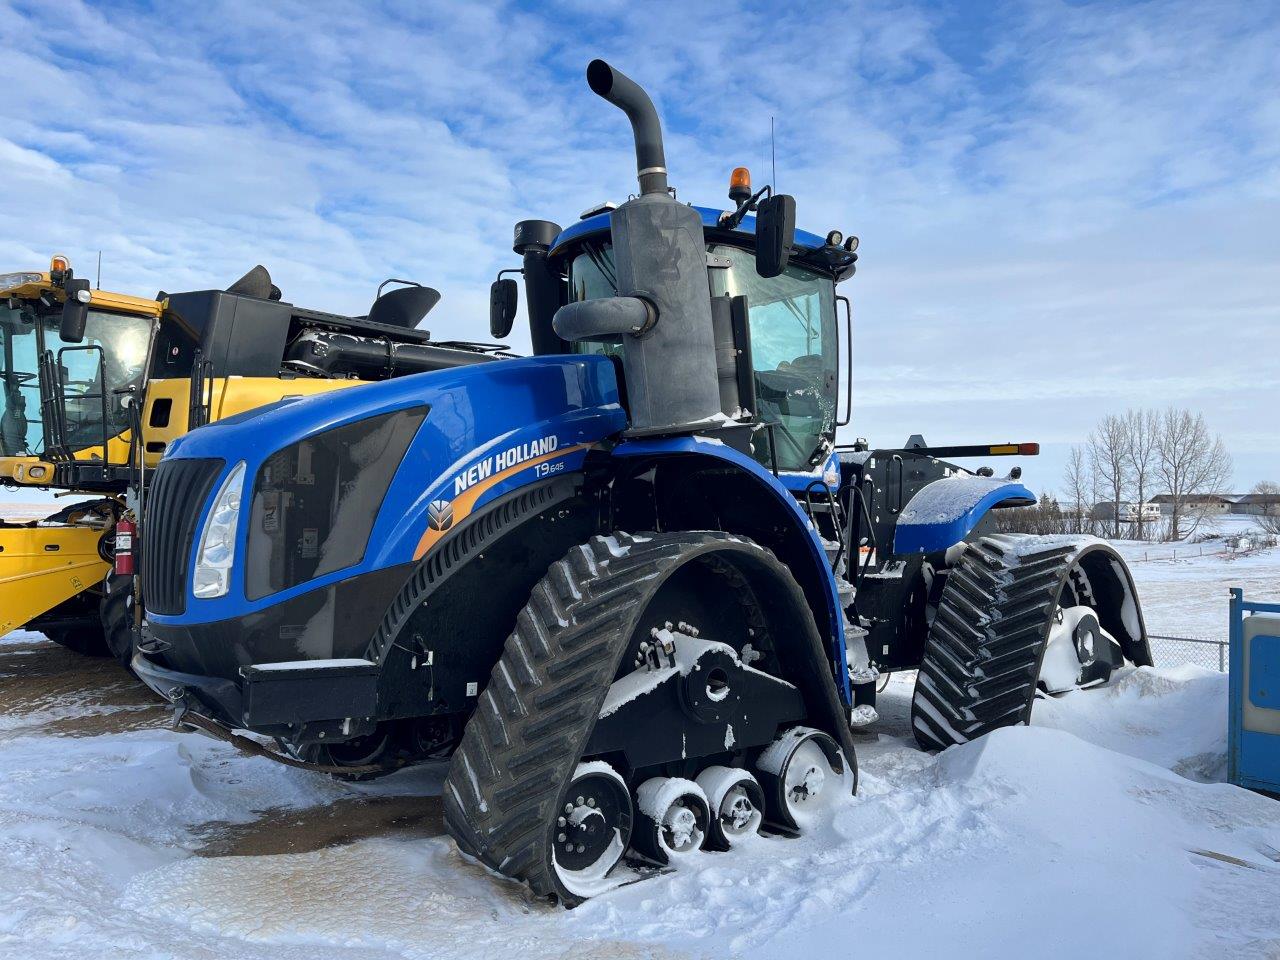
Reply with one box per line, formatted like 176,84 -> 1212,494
5,657 -> 1274,959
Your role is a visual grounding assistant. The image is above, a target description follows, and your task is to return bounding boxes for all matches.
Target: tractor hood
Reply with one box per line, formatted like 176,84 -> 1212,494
153,354 -> 626,627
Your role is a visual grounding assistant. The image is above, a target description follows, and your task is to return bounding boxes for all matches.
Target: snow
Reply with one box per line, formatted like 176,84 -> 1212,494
2,542 -> 1280,958
249,658 -> 375,672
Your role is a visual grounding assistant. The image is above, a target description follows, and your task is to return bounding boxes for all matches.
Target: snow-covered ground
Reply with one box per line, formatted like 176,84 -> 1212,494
1,538 -> 1278,958
1112,518 -> 1279,639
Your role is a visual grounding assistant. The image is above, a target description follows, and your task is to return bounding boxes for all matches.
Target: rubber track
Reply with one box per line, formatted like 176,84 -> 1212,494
911,534 -> 1088,751
443,530 -> 734,905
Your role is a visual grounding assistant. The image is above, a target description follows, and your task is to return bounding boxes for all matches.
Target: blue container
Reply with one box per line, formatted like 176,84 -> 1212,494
1229,588 -> 1280,793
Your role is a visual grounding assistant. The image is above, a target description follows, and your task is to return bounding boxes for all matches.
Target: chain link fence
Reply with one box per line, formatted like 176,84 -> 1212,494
1148,634 -> 1227,672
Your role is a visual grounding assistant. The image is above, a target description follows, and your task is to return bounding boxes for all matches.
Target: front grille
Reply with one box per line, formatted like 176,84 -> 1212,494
143,458 -> 224,616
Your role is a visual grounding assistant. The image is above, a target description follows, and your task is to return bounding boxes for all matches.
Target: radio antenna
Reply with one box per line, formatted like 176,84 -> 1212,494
770,116 -> 777,190
96,251 -> 102,290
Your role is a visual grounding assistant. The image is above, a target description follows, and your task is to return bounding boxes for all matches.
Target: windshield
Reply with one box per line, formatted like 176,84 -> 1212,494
567,242 -> 838,470
0,302 -> 151,457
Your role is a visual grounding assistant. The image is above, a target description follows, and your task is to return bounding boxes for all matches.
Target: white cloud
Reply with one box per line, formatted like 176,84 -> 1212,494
0,0 -> 1275,494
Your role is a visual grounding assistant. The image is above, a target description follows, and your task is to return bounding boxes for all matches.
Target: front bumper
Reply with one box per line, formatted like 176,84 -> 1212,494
133,649 -> 380,742
133,650 -> 243,726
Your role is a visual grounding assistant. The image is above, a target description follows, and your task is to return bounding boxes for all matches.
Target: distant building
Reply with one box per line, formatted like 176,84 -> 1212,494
1230,493 -> 1280,517
1148,493 -> 1234,516
1091,500 -> 1161,523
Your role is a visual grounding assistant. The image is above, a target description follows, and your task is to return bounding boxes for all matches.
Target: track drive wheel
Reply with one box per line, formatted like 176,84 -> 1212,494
911,534 -> 1151,751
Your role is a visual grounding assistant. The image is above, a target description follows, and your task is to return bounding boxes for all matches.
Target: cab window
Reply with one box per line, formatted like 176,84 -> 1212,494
566,241 -> 837,470
705,244 -> 837,471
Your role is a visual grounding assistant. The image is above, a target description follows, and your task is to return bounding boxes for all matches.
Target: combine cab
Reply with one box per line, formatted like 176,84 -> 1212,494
132,60 -> 1151,904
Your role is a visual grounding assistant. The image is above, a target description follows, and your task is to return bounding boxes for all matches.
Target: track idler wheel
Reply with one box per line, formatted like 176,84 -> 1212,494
634,777 -> 710,864
756,726 -> 853,833
551,762 -> 634,900
695,766 -> 765,849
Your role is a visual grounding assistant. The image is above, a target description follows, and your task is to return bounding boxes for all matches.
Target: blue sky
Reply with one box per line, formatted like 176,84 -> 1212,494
1,0 -> 1277,496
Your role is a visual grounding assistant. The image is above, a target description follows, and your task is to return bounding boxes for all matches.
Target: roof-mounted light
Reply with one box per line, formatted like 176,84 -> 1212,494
825,230 -> 843,247
729,166 -> 752,205
579,201 -> 618,221
0,272 -> 42,293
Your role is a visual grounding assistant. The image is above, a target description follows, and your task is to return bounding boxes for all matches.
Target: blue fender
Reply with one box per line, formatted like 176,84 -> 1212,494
893,475 -> 1036,555
611,435 -> 851,704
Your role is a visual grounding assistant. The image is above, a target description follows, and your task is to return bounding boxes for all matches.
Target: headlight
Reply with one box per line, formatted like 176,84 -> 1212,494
0,272 -> 41,293
192,461 -> 246,599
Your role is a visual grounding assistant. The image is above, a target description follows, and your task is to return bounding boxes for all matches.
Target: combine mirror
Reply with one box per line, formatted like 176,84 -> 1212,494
59,278 -> 92,343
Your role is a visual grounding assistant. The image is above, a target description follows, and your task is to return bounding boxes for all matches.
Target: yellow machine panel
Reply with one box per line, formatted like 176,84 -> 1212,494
141,376 -> 359,465
0,521 -> 109,634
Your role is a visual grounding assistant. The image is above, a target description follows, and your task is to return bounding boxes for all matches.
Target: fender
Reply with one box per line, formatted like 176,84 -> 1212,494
611,435 -> 852,704
893,475 -> 1036,555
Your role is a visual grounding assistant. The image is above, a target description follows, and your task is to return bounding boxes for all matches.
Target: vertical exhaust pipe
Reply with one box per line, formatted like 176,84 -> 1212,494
586,60 -> 668,196
554,59 -> 723,435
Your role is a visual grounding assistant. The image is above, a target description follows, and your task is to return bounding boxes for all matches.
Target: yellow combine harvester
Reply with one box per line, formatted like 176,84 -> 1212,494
1,256 -> 503,662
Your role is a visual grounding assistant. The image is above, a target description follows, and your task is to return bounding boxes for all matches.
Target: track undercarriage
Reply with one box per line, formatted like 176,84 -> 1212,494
442,531 -> 857,905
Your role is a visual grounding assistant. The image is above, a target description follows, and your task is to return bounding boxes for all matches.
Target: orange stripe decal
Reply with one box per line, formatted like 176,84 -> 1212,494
413,443 -> 591,559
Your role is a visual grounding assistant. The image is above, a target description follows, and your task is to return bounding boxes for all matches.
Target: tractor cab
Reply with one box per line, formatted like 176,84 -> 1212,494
497,189 -> 857,475
0,258 -> 159,487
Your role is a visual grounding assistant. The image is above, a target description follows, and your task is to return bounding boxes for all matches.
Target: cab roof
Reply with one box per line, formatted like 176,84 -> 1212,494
0,271 -> 162,317
551,204 -> 840,274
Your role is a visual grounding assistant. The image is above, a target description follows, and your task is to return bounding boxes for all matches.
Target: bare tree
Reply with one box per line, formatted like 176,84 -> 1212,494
1252,480 -> 1280,536
1155,407 -> 1234,541
1062,445 -> 1093,535
1089,414 -> 1130,539
1124,408 -> 1160,541
994,492 -> 1066,535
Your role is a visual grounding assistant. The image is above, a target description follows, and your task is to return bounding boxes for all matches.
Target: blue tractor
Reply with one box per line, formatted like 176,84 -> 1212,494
133,61 -> 1152,904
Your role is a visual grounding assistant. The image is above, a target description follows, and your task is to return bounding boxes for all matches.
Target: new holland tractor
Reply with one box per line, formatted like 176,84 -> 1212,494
1,257 -> 502,662
132,61 -> 1152,904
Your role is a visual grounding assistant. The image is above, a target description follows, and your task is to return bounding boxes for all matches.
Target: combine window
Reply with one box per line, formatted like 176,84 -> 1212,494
244,406 -> 426,600
0,304 -> 150,457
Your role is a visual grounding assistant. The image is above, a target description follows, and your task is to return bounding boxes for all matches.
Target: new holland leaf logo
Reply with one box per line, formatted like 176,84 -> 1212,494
427,499 -> 454,532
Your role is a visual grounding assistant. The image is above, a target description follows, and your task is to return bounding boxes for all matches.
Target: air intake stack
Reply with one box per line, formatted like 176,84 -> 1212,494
552,60 -> 723,436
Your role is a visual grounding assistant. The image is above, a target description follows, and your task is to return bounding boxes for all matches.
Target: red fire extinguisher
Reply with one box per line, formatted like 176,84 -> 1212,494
114,517 -> 136,576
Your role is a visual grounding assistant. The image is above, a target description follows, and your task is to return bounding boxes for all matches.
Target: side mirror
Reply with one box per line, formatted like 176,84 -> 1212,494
60,278 -> 92,343
489,277 -> 518,339
755,194 -> 796,279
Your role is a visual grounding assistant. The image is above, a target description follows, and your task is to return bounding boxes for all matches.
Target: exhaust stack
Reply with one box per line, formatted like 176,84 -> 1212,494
553,61 -> 722,436
585,59 -> 668,197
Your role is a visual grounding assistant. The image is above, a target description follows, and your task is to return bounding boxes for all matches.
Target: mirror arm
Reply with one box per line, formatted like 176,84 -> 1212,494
718,184 -> 772,230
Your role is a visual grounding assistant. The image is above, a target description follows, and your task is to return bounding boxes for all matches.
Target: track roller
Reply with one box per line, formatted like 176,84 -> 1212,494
695,766 -> 764,848
634,777 -> 710,864
756,726 -> 853,832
